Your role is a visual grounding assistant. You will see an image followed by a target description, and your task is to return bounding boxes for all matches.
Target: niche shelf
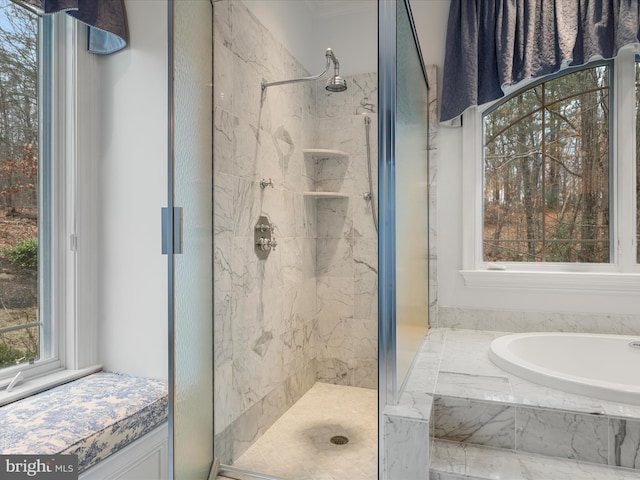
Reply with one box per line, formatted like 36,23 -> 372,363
302,148 -> 349,198
303,148 -> 349,159
303,191 -> 349,199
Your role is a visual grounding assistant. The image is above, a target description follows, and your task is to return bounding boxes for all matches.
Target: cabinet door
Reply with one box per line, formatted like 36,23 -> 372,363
79,424 -> 169,480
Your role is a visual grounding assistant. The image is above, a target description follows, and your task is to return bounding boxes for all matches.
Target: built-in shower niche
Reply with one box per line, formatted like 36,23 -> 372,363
303,148 -> 353,242
303,149 -> 350,196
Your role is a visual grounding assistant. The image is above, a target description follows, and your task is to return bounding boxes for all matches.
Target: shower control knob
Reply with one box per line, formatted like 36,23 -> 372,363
257,237 -> 270,252
254,215 -> 275,259
256,222 -> 276,233
260,178 -> 274,189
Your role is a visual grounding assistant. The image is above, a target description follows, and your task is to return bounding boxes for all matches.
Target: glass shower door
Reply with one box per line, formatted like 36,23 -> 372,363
378,1 -> 430,475
168,0 -> 214,478
393,0 -> 430,390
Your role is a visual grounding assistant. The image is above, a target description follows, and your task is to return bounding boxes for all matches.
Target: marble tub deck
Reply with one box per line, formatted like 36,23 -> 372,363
419,328 -> 640,476
425,328 -> 640,419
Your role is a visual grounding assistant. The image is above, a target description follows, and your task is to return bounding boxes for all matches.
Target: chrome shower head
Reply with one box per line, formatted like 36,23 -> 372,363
325,48 -> 347,92
261,48 -> 347,92
326,75 -> 347,92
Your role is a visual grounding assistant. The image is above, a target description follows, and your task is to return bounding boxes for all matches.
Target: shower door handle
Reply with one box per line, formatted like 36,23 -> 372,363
161,207 -> 183,255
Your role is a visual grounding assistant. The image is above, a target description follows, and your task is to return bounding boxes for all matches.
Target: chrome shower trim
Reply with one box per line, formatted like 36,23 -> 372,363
261,48 -> 346,91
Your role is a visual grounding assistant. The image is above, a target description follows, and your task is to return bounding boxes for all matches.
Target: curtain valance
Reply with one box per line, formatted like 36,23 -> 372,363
441,0 -> 640,122
17,0 -> 127,54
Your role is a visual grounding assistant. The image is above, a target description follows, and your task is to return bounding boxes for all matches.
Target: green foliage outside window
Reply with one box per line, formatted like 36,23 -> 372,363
1,238 -> 37,269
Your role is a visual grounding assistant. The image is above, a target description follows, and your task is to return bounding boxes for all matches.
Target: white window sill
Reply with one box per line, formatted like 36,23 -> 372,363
0,365 -> 102,406
460,270 -> 640,293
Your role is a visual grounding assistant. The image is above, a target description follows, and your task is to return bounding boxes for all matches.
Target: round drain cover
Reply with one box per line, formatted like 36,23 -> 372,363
330,435 -> 349,445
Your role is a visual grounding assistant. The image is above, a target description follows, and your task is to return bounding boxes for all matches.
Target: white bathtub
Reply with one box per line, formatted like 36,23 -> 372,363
489,332 -> 640,405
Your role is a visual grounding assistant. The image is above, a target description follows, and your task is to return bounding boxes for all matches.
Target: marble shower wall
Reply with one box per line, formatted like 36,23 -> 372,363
213,0 -> 380,464
213,0 -> 318,463
312,73 -> 379,389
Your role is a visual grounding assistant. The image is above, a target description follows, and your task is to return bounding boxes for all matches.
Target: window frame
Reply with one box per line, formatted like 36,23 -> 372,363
0,13 -> 100,404
460,48 -> 640,292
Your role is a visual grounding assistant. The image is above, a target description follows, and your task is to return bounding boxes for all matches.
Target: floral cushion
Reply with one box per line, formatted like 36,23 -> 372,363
0,372 -> 168,472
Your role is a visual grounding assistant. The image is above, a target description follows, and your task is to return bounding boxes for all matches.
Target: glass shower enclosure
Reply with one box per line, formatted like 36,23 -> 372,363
167,0 -> 214,478
378,0 -> 430,413
166,0 -> 430,478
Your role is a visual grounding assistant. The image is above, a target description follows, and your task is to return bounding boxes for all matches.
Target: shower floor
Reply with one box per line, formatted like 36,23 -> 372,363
229,382 -> 377,480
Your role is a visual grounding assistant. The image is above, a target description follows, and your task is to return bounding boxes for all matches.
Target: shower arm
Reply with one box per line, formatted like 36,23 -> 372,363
261,48 -> 335,91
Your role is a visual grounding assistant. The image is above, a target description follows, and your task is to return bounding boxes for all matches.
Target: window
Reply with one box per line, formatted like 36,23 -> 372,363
0,2 -> 99,401
483,63 -> 611,263
461,48 -> 640,290
0,0 -> 48,372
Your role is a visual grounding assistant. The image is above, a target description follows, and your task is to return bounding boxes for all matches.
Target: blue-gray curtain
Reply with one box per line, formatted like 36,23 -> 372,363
18,0 -> 127,54
441,0 -> 640,122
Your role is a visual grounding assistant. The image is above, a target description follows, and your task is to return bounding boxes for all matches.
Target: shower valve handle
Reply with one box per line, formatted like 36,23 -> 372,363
256,236 -> 277,252
257,237 -> 270,252
260,178 -> 274,189
257,223 -> 276,233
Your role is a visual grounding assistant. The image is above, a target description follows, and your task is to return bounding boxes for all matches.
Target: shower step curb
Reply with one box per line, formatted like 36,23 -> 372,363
429,439 -> 640,480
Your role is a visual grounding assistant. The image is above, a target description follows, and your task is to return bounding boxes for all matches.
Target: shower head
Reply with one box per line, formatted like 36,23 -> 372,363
325,48 -> 347,92
261,48 -> 347,92
326,75 -> 347,92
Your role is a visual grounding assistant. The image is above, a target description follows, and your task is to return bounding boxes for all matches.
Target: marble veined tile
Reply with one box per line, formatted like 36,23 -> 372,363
430,439 -> 620,480
437,332 -> 508,378
610,419 -> 640,469
508,374 -> 607,414
316,198 -> 353,239
386,390 -> 433,422
516,407 -> 609,464
402,351 -> 441,396
429,440 -> 516,479
384,414 -> 430,480
600,400 -> 640,420
316,238 -> 354,277
350,73 -> 377,110
214,105 -> 235,175
433,396 -> 515,449
438,307 -> 496,331
510,452 -> 619,480
435,371 -> 513,402
614,467 -> 640,479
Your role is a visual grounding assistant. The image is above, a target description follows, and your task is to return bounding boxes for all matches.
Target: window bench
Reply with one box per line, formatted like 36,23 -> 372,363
0,372 -> 168,474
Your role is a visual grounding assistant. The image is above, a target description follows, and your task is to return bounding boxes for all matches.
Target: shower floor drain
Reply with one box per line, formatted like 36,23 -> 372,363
330,435 -> 349,445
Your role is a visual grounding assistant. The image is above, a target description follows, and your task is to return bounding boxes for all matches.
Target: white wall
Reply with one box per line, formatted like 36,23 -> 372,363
241,0 -> 316,73
96,0 -> 168,380
410,0 -> 640,316
242,0 -> 377,76
313,2 -> 377,76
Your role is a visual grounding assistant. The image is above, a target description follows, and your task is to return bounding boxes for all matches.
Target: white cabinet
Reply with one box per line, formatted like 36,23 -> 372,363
79,423 -> 168,480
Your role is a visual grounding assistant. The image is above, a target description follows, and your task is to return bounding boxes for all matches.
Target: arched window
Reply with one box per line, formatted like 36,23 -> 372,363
482,63 -> 611,264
